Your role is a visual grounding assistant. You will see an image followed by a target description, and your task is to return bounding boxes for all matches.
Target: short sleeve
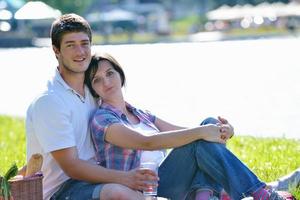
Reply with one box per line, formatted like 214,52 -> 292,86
30,94 -> 75,153
90,109 -> 121,144
90,109 -> 121,163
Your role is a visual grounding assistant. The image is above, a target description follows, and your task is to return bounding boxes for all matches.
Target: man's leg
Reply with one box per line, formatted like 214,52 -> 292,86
101,183 -> 144,200
50,179 -> 144,200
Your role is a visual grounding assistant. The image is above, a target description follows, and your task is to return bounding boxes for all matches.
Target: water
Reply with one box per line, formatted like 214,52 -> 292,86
140,162 -> 158,196
0,37 -> 299,139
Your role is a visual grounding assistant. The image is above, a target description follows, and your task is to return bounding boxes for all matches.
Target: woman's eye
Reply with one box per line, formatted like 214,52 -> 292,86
107,71 -> 114,76
93,78 -> 101,84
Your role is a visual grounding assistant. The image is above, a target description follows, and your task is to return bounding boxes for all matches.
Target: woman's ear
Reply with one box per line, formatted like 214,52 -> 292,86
97,98 -> 102,105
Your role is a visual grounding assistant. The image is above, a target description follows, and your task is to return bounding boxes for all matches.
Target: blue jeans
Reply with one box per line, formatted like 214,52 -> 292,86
157,117 -> 266,200
50,179 -> 103,200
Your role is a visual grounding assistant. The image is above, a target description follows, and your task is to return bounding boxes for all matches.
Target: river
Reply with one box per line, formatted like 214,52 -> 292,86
0,37 -> 299,139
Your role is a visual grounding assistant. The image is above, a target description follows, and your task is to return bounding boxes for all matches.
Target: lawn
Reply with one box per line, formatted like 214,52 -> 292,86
0,115 -> 299,198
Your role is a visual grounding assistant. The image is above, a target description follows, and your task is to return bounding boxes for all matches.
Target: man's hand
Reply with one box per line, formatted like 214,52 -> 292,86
121,168 -> 159,191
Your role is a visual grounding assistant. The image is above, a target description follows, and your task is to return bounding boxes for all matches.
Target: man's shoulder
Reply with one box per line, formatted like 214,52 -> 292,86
27,88 -> 67,117
32,89 -> 64,106
31,76 -> 70,106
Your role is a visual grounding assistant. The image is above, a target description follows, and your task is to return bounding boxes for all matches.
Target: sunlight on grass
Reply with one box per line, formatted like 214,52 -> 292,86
227,136 -> 300,183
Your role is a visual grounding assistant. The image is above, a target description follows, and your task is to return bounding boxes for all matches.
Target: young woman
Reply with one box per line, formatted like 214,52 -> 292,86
85,52 -> 289,200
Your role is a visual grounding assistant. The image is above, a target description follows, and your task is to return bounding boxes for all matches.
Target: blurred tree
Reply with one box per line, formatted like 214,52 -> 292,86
28,0 -> 94,15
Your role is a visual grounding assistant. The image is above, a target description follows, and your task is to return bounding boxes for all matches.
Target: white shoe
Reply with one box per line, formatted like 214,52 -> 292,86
267,168 -> 300,191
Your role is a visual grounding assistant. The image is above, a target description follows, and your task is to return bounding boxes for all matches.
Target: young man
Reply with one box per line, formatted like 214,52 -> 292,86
25,13 -> 155,200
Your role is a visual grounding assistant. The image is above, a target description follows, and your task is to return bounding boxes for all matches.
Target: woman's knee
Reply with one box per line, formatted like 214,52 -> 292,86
196,140 -> 226,156
200,117 -> 220,125
100,183 -> 143,200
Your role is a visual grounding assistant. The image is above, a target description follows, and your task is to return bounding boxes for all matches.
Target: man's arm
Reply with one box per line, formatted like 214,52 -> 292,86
51,147 -> 158,191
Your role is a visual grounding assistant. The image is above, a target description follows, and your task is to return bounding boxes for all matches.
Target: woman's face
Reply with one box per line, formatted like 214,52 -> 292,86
91,60 -> 122,101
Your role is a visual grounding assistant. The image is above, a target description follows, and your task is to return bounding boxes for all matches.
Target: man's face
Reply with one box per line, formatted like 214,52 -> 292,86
54,32 -> 91,74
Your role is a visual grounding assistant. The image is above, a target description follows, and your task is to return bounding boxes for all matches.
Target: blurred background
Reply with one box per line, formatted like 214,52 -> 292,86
1,0 -> 300,47
0,0 -> 299,139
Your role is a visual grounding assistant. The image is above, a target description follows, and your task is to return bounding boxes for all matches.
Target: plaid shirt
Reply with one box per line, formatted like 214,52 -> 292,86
90,102 -> 159,171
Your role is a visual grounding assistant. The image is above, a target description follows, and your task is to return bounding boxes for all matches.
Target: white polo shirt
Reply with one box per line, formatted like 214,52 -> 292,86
26,69 -> 97,200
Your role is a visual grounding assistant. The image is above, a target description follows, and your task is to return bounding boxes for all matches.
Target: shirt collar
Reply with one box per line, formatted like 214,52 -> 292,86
101,102 -> 136,118
54,68 -> 73,91
53,68 -> 87,102
100,102 -> 159,131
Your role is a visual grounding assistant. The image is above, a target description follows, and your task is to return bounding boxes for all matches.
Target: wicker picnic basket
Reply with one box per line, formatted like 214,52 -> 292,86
9,175 -> 43,200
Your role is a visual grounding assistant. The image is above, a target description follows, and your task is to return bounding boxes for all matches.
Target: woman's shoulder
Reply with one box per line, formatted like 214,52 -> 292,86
93,106 -> 117,117
91,107 -> 122,129
126,102 -> 153,116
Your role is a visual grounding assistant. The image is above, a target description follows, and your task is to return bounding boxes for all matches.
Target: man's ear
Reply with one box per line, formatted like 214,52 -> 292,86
52,45 -> 60,59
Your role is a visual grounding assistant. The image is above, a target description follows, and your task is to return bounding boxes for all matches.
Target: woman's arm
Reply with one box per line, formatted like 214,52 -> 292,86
105,122 -> 229,150
154,117 -> 186,131
155,116 -> 234,138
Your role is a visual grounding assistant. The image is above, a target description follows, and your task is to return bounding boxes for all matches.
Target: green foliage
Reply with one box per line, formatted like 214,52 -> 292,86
170,15 -> 205,35
29,0 -> 94,15
0,115 -> 299,198
0,163 -> 18,199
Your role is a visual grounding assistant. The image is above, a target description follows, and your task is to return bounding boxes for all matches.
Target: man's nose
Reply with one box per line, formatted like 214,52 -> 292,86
75,45 -> 85,54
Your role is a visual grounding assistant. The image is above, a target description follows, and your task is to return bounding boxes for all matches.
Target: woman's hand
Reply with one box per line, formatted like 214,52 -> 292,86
217,116 -> 234,138
201,124 -> 231,144
121,168 -> 159,191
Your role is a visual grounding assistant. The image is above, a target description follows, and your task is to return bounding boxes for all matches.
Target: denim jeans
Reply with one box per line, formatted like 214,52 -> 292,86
157,117 -> 266,200
50,179 -> 103,200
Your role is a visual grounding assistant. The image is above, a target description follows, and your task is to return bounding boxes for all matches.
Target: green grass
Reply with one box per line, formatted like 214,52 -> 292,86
0,115 -> 26,174
0,115 -> 299,198
227,136 -> 300,182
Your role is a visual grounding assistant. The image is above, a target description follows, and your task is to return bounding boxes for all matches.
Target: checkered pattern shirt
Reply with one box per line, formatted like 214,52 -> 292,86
90,102 -> 159,171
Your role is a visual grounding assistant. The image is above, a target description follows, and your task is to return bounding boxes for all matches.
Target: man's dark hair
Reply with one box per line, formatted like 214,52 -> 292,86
50,13 -> 92,49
